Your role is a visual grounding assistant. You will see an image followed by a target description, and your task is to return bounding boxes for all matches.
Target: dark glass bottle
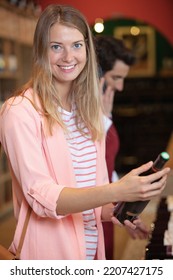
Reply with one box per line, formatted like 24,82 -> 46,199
113,152 -> 170,224
0,39 -> 6,72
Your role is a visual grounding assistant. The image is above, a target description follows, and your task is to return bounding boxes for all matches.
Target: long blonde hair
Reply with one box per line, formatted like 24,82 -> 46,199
14,4 -> 104,141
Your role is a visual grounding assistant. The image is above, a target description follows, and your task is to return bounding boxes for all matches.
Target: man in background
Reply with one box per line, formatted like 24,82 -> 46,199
96,36 -> 148,259
96,35 -> 136,183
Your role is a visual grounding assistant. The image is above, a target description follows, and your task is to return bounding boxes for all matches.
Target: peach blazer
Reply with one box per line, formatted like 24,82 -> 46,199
0,89 -> 109,260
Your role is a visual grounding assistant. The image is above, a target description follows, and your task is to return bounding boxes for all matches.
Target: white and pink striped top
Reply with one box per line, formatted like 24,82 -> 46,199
61,106 -> 98,260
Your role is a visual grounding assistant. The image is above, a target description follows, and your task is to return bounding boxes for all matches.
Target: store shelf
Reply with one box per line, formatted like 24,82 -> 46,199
113,77 -> 173,173
0,3 -> 37,217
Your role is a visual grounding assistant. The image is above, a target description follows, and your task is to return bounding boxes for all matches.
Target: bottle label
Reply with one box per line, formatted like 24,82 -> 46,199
126,211 -> 139,216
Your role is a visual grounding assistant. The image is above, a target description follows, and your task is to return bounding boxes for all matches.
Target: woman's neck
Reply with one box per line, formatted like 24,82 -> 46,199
55,82 -> 73,112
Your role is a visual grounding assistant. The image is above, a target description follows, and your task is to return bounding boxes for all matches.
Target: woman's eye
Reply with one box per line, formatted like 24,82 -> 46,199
51,44 -> 61,52
74,43 -> 82,49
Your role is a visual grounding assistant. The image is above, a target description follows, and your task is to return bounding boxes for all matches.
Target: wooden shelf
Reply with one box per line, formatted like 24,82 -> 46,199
0,1 -> 39,19
0,4 -> 36,217
113,77 -> 173,173
0,5 -> 37,44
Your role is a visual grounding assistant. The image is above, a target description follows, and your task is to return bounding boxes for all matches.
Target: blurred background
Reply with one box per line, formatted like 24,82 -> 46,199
0,0 -> 173,260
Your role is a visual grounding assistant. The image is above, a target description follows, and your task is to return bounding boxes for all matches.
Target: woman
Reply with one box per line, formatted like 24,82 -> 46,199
0,4 -> 170,260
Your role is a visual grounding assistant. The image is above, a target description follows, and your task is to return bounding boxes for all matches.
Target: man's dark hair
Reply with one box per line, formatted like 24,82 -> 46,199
95,35 -> 136,73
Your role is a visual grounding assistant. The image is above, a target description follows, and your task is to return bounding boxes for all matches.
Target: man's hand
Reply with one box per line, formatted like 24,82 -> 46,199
100,77 -> 114,118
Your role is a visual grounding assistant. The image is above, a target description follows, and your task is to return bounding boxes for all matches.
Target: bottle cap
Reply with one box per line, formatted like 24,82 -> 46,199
161,152 -> 170,161
154,152 -> 170,170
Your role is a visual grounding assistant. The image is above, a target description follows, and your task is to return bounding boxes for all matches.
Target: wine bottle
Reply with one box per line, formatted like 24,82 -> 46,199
7,40 -> 18,72
113,152 -> 170,224
0,39 -> 6,72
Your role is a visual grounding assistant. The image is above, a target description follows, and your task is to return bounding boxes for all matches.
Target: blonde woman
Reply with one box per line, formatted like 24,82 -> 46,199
0,4 -> 170,260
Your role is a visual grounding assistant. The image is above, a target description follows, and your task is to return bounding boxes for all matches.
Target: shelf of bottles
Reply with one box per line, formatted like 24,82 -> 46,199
0,38 -> 20,101
0,38 -> 19,77
113,77 -> 173,174
0,0 -> 42,18
145,197 -> 173,259
0,150 -> 12,219
0,1 -> 38,218
0,38 -> 17,217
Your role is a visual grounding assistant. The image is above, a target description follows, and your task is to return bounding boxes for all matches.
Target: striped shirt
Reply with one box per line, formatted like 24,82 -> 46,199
61,106 -> 98,260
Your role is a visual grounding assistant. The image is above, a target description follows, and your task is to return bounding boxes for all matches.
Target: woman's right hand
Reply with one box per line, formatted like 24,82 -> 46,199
111,161 -> 170,203
56,161 -> 170,216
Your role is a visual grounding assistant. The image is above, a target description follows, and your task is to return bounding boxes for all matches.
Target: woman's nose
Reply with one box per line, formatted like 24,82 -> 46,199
62,49 -> 73,62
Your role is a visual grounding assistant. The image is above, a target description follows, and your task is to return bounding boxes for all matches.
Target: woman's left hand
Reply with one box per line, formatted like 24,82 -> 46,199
124,217 -> 149,239
111,216 -> 149,239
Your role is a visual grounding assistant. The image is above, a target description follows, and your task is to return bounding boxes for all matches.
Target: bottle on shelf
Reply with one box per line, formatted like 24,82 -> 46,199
6,40 -> 18,73
8,0 -> 18,6
145,198 -> 173,259
0,39 -> 6,72
113,152 -> 170,224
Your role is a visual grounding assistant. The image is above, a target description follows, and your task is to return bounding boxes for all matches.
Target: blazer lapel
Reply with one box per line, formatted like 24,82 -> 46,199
41,119 -> 76,187
24,91 -> 76,187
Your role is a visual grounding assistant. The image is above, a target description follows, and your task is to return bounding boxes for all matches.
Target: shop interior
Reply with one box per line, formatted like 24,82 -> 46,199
0,0 -> 173,259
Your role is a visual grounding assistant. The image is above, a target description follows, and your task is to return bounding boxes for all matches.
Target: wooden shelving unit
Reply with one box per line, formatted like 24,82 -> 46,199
113,76 -> 173,174
0,2 -> 38,218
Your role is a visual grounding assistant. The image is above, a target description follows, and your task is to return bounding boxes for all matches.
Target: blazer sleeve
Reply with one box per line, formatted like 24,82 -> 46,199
0,98 -> 65,219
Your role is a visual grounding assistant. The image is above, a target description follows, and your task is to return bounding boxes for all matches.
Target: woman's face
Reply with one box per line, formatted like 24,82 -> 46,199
49,23 -> 87,85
